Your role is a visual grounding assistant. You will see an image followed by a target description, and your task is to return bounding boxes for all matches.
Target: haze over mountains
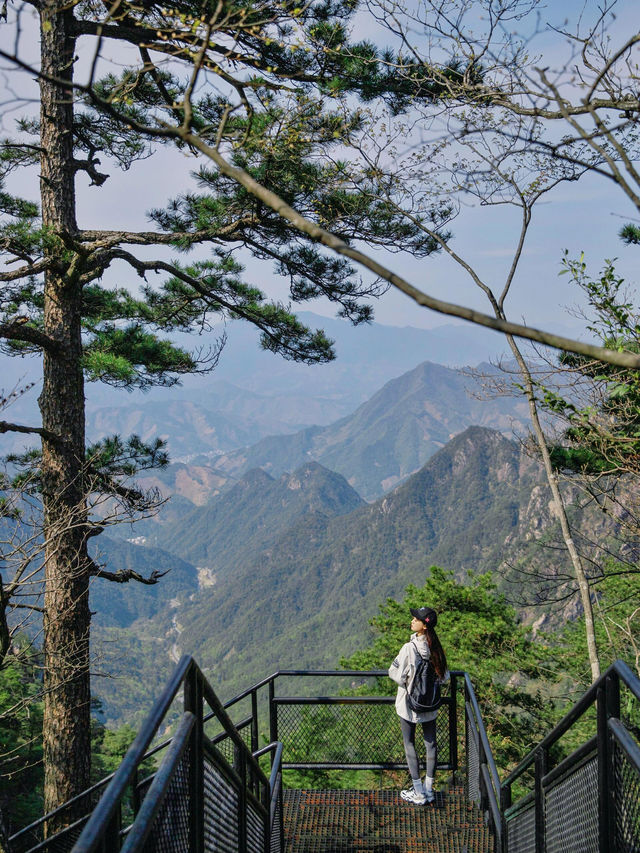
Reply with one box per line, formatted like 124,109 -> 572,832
1,314 -> 508,457
211,360 -> 530,499
4,312 -> 586,725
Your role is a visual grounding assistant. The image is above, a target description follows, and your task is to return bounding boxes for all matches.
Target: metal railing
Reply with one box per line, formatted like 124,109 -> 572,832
463,673 -> 504,850
8,656 -> 639,853
10,664 -> 481,853
500,659 -> 640,853
9,657 -> 281,853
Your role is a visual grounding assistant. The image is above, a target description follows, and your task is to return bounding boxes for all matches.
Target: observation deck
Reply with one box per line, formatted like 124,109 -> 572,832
8,661 -> 640,853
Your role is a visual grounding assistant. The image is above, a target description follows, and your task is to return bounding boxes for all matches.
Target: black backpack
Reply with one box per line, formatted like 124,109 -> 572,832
406,643 -> 441,713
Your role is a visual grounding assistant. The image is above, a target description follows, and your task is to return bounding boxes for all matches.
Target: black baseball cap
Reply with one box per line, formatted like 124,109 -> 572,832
410,606 -> 437,627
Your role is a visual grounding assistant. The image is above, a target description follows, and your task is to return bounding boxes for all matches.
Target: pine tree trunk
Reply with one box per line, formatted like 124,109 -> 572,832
38,0 -> 92,828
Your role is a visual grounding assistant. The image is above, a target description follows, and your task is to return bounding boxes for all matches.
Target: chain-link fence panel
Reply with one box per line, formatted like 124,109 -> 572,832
277,701 -> 451,768
465,707 -> 480,804
246,800 -> 266,853
611,728 -> 640,852
544,752 -> 598,853
208,721 -> 253,768
141,744 -> 191,853
270,781 -> 283,853
505,801 -> 535,853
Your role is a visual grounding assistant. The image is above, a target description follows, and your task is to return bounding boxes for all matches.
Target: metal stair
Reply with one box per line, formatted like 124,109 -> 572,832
283,786 -> 493,853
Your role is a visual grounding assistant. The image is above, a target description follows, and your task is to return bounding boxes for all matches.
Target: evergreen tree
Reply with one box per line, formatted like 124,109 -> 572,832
0,0 -> 452,825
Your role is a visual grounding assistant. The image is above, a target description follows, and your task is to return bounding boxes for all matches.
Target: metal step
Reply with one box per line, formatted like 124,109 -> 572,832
283,787 -> 493,853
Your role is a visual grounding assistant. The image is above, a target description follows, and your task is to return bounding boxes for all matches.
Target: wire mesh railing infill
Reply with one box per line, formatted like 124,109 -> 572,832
501,660 -> 640,853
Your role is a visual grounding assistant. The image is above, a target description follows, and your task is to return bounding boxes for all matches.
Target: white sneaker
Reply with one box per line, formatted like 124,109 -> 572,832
424,788 -> 435,803
400,787 -> 427,805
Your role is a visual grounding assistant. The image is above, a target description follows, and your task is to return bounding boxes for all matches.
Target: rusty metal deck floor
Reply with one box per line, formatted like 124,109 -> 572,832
283,788 -> 493,853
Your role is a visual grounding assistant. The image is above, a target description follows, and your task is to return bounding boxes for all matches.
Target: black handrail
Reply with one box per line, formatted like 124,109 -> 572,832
463,673 -> 503,849
500,659 -> 640,853
72,655 -> 194,853
12,664 -> 482,853
119,713 -> 195,853
463,673 -> 501,797
20,662 -> 601,853
502,659 -> 639,790
253,740 -> 285,851
70,656 -> 272,853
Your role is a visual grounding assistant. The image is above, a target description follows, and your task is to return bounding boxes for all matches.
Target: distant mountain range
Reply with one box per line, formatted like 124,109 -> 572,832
150,462 -> 365,573
0,314 -> 511,457
198,360 -> 531,500
94,426 -> 588,724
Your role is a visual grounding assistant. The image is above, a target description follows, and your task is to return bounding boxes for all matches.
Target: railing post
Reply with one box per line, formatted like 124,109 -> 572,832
449,673 -> 458,774
500,783 -> 511,853
251,689 -> 259,755
598,673 -> 620,853
184,665 -> 204,853
269,678 -> 278,751
534,747 -> 547,853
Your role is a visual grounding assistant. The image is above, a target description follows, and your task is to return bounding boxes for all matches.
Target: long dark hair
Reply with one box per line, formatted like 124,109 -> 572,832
425,626 -> 447,679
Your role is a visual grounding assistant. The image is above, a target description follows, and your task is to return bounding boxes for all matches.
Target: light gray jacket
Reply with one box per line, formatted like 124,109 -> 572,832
388,633 -> 448,723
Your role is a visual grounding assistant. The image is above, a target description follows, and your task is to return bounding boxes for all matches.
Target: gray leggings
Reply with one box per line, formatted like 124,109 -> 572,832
400,717 -> 437,779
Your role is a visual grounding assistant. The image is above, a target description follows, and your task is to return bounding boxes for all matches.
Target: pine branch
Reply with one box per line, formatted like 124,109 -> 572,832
0,318 -> 63,354
72,156 -> 109,186
88,559 -> 170,585
79,221 -> 252,249
0,259 -> 50,282
107,250 -> 331,360
0,420 -> 60,442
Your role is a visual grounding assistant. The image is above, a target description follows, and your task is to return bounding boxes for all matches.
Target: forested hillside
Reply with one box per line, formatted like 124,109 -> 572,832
94,426 -> 611,724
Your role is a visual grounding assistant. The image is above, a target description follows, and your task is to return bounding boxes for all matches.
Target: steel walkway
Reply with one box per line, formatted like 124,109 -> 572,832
283,786 -> 492,853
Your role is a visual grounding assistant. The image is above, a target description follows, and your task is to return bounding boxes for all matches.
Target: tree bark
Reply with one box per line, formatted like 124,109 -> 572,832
38,0 -> 92,828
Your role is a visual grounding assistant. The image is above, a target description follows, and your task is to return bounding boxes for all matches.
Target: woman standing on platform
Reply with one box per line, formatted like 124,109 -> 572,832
388,606 -> 449,805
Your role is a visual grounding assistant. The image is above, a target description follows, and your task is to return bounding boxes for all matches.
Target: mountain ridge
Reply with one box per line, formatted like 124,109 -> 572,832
213,361 -> 531,499
97,426 -> 566,722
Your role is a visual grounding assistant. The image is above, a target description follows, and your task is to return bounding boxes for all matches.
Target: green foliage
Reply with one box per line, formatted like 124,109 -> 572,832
561,563 -> 640,687
0,664 -> 158,837
341,567 -> 560,775
0,648 -> 44,835
82,326 -> 197,387
546,254 -> 640,475
619,223 -> 640,245
531,565 -> 640,762
91,715 -> 156,823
